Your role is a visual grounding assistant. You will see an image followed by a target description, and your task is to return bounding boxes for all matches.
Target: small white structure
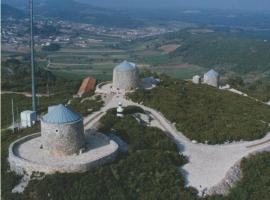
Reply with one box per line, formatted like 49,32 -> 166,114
203,69 -> 220,87
219,84 -> 230,90
20,110 -> 36,128
117,102 -> 124,117
192,75 -> 201,84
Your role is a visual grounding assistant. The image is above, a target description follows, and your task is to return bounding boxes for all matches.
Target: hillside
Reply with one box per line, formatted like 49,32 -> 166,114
128,76 -> 270,144
169,31 -> 270,75
1,0 -> 144,28
1,4 -> 26,19
119,29 -> 270,78
1,108 -> 270,200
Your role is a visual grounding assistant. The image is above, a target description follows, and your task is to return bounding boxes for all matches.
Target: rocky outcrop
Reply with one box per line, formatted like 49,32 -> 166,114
206,146 -> 270,196
206,161 -> 242,196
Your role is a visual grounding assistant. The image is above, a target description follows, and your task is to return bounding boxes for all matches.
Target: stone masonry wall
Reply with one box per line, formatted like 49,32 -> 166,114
113,68 -> 139,90
8,133 -> 119,175
41,120 -> 86,156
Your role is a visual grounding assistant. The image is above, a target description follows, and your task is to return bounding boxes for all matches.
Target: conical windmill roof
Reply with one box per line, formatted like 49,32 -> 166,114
205,69 -> 219,77
115,60 -> 136,71
42,104 -> 81,124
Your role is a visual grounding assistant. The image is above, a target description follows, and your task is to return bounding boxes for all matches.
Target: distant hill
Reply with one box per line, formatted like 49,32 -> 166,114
40,0 -> 144,28
169,31 -> 270,75
1,4 -> 26,19
1,0 -> 144,28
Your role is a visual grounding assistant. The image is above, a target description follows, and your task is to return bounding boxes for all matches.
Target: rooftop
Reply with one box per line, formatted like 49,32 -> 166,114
115,60 -> 136,71
42,104 -> 81,124
205,69 -> 219,77
77,77 -> 96,97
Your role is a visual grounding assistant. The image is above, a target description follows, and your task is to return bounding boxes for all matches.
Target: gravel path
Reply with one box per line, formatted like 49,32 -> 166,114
90,83 -> 270,196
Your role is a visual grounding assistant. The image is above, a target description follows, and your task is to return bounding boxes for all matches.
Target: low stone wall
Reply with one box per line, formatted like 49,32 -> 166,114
206,161 -> 242,196
9,133 -> 43,175
8,133 -> 119,175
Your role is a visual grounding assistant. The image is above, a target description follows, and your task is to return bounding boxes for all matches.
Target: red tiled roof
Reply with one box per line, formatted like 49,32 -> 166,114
77,77 -> 96,96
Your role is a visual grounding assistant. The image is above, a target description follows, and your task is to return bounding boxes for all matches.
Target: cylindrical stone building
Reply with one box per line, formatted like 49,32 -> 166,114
41,104 -> 86,156
113,60 -> 139,91
203,69 -> 220,87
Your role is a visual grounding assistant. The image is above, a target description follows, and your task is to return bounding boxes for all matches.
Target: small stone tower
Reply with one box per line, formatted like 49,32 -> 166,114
41,104 -> 86,156
203,69 -> 220,87
113,60 -> 139,91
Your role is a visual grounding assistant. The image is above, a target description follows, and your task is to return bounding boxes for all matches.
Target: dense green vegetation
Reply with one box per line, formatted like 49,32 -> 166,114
227,76 -> 270,102
170,31 -> 270,74
128,76 -> 270,144
1,58 -> 52,92
69,95 -> 104,116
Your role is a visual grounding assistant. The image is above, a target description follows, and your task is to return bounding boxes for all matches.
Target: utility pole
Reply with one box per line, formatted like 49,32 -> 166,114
16,106 -> 20,131
30,0 -> 37,112
12,98 -> 15,133
46,81 -> 50,97
46,70 -> 50,97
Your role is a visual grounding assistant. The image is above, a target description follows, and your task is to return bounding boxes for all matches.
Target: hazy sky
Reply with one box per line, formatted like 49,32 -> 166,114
78,0 -> 270,11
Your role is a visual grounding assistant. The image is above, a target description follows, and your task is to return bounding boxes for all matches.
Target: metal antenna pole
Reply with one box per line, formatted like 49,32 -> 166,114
46,81 -> 50,97
12,98 -> 15,133
30,0 -> 37,112
46,70 -> 50,97
16,106 -> 20,130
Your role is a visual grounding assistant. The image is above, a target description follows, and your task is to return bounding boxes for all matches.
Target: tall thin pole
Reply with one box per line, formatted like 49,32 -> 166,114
16,106 -> 20,130
46,81 -> 50,97
30,0 -> 37,112
46,70 -> 50,97
12,98 -> 15,133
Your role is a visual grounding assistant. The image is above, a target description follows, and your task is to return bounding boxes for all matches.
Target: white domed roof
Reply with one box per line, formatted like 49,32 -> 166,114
114,60 -> 137,71
42,104 -> 81,124
205,69 -> 219,77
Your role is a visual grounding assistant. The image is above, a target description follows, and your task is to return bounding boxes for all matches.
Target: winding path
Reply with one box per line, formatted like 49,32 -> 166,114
83,83 -> 270,196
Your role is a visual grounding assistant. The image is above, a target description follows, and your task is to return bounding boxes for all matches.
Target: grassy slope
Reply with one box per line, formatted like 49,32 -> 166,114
120,30 -> 270,77
240,80 -> 270,102
128,76 -> 270,144
1,109 -> 269,200
169,31 -> 270,75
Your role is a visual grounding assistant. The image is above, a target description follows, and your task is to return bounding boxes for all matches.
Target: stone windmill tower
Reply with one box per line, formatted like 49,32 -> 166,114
41,104 -> 86,156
